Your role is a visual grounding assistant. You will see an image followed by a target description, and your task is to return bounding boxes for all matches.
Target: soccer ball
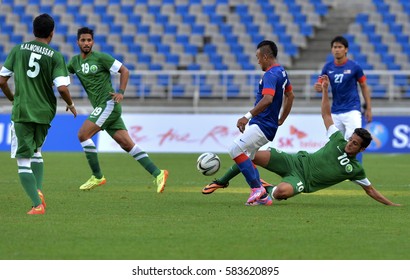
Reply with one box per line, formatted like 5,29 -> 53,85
196,152 -> 221,176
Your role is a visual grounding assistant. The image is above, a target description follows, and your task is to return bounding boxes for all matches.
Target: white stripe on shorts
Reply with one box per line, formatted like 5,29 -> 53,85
96,100 -> 115,127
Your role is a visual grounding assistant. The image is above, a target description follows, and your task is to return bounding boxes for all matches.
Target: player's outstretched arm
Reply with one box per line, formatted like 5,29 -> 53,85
320,75 -> 333,130
361,185 -> 401,206
58,85 -> 77,117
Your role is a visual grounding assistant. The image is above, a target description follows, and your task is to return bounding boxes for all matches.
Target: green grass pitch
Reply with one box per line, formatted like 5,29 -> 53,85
0,152 -> 409,260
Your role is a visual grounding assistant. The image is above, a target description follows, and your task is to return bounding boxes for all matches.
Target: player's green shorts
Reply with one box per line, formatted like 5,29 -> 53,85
88,100 -> 127,137
266,148 -> 310,195
11,122 -> 49,158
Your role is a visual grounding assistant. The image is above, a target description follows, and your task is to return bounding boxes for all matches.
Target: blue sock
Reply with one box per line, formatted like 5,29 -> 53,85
234,154 -> 261,189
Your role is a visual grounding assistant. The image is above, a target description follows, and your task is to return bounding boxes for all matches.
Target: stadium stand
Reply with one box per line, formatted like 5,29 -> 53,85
0,0 -> 409,104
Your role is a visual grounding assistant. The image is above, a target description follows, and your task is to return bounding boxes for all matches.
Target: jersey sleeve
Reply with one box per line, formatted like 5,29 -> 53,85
2,45 -> 18,73
99,52 -> 121,73
352,178 -> 371,187
326,124 -> 339,138
0,66 -> 13,77
354,63 -> 365,83
261,72 -> 277,96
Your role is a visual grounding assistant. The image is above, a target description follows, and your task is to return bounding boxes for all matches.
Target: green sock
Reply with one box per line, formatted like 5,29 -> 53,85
84,151 -> 103,179
217,164 -> 241,184
128,145 -> 161,177
137,155 -> 161,177
31,157 -> 44,191
18,170 -> 41,206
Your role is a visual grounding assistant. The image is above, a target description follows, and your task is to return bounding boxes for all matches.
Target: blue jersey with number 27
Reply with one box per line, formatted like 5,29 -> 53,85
320,59 -> 366,114
250,64 -> 292,141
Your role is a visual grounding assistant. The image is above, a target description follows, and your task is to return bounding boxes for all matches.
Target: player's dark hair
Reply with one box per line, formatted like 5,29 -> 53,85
257,40 -> 278,58
354,128 -> 372,148
77,27 -> 94,40
331,36 -> 349,48
33,14 -> 54,39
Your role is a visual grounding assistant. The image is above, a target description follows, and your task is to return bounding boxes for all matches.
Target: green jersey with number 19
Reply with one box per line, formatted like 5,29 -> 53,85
0,40 -> 70,124
67,51 -> 122,108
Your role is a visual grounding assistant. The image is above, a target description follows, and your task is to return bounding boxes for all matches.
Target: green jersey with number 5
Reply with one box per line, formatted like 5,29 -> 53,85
1,40 -> 69,124
67,51 -> 121,108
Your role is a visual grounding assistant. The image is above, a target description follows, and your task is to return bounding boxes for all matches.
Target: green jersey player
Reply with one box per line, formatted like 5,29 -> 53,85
0,14 -> 77,215
67,27 -> 168,192
249,74 -> 400,206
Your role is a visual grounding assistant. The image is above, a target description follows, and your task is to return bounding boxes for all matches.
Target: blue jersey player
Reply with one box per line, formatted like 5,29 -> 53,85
314,36 -> 372,162
202,40 -> 295,206
315,36 -> 372,141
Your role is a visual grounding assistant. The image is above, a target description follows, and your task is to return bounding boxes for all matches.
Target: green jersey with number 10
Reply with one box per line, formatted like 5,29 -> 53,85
1,40 -> 69,124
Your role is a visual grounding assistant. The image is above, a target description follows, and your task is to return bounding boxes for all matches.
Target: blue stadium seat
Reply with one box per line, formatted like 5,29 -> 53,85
66,5 -> 80,15
100,44 -> 114,53
389,23 -> 403,35
94,5 -> 107,14
203,5 -> 216,15
374,44 -> 388,53
371,85 -> 387,98
157,75 -> 170,86
10,34 -> 23,44
219,24 -> 233,35
164,24 -> 178,34
121,5 -> 134,16
110,25 -> 123,34
166,54 -> 179,65
366,74 -> 380,86
175,35 -> 189,44
227,85 -> 240,97
155,14 -> 168,25
149,64 -> 162,70
56,24 -> 68,34
128,44 -> 142,54
184,45 -> 198,55
203,44 -> 217,54
214,63 -> 228,70
128,14 -> 141,24
175,5 -> 189,15
299,24 -> 313,36
209,14 -> 224,25
101,15 -> 115,25
137,25 -> 150,34
39,4 -> 55,14
1,24 -> 14,35
235,5 -> 248,14
355,13 -> 369,24
187,63 -> 201,70
199,84 -> 213,96
191,25 -> 205,34
240,14 -> 253,25
172,85 -> 185,97
148,35 -> 162,45
313,3 -> 328,16
394,75 -> 408,87
138,54 -> 152,64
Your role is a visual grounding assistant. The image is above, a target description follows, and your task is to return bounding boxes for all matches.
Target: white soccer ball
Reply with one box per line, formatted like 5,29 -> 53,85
196,152 -> 221,176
